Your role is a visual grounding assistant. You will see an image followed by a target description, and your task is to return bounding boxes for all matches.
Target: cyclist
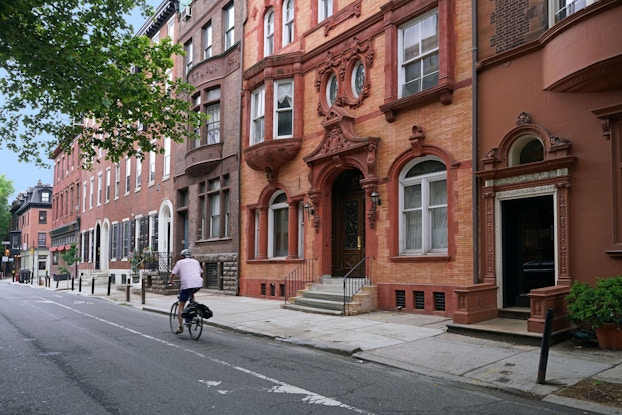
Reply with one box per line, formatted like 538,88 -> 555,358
170,249 -> 203,334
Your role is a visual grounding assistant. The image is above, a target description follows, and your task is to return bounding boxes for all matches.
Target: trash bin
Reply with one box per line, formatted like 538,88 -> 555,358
19,269 -> 31,283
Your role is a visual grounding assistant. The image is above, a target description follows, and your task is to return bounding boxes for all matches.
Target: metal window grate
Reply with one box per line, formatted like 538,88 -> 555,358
279,284 -> 285,297
414,291 -> 425,309
205,262 -> 218,288
270,283 -> 276,296
433,292 -> 446,311
261,283 -> 266,296
396,290 -> 406,308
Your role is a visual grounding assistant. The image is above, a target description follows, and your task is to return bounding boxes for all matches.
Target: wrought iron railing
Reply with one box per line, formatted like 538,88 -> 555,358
343,257 -> 371,313
141,251 -> 173,272
284,258 -> 317,304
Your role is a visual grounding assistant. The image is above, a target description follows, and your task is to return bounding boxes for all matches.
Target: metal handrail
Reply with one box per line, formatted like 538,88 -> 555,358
283,258 -> 317,304
343,257 -> 371,313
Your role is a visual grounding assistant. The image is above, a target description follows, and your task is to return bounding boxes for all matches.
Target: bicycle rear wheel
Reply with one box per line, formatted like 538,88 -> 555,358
187,308 -> 203,340
169,302 -> 179,334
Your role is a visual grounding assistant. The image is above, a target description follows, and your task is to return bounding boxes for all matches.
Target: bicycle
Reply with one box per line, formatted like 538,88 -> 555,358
169,296 -> 203,340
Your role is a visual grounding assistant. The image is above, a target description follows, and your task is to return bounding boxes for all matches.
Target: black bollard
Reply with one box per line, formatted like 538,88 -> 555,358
141,279 -> 146,305
91,277 -> 95,294
107,275 -> 111,296
79,277 -> 82,292
71,277 -> 75,291
537,308 -> 555,384
126,280 -> 130,302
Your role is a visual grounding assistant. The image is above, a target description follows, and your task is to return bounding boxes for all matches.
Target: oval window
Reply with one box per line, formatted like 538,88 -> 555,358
326,73 -> 338,106
351,61 -> 365,98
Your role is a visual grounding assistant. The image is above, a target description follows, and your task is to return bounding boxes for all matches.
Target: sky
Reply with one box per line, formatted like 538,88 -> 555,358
1,1 -> 160,201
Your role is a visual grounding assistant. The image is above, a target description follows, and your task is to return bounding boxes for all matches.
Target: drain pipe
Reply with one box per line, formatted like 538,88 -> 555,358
471,0 -> 479,284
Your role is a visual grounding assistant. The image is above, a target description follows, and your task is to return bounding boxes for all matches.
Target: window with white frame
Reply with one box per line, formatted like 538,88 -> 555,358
399,156 -> 447,255
398,10 -> 439,98
264,9 -> 274,56
283,0 -> 294,46
163,137 -> 171,178
105,168 -> 111,203
111,223 -> 119,260
136,156 -> 142,189
275,79 -> 293,138
122,221 -> 130,258
149,147 -> 156,184
224,3 -> 235,50
268,191 -> 289,258
125,157 -> 131,194
251,86 -> 265,145
206,88 -> 221,144
552,0 -> 596,23
185,40 -> 193,75
89,177 -> 94,209
82,180 -> 87,212
114,164 -> 120,199
97,172 -> 102,206
318,0 -> 332,22
167,17 -> 174,40
203,22 -> 213,59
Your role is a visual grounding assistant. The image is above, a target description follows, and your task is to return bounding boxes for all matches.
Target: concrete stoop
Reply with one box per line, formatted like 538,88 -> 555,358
283,277 -> 377,316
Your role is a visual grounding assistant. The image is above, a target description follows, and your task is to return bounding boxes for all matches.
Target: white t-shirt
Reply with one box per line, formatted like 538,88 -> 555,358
172,258 -> 203,289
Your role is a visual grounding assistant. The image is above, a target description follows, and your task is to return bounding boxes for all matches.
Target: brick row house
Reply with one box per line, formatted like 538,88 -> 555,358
49,2 -> 181,285
239,0 -> 475,316
9,181 -> 53,282
174,0 -> 243,295
454,0 -> 622,333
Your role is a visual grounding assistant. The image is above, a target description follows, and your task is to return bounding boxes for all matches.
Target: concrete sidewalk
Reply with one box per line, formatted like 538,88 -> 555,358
26,279 -> 622,414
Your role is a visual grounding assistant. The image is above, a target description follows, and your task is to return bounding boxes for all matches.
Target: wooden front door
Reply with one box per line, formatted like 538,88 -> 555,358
332,170 -> 366,277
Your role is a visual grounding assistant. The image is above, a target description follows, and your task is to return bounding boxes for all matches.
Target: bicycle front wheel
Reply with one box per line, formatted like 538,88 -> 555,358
169,302 -> 179,334
188,309 -> 203,340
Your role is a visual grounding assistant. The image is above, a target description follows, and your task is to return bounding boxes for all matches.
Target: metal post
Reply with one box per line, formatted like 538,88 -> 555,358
107,275 -> 111,296
537,308 -> 555,384
71,277 -> 75,291
141,279 -> 145,305
79,277 -> 82,292
126,279 -> 130,302
91,277 -> 95,294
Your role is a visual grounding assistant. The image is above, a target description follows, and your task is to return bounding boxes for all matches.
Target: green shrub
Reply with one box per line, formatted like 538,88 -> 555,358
566,276 -> 622,329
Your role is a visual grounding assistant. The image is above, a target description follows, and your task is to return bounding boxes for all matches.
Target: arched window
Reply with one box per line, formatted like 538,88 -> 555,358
269,191 -> 289,258
264,9 -> 274,56
399,156 -> 447,255
283,0 -> 294,46
508,136 -> 544,166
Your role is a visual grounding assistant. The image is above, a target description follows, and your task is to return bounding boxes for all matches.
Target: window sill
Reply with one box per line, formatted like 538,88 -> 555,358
247,258 -> 306,264
391,255 -> 450,263
380,82 -> 454,123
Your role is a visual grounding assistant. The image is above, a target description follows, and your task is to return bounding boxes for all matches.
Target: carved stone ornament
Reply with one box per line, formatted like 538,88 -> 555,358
243,138 -> 303,183
516,112 -> 531,126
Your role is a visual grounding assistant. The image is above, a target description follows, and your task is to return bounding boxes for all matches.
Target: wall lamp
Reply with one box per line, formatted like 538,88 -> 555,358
304,201 -> 315,219
370,191 -> 382,210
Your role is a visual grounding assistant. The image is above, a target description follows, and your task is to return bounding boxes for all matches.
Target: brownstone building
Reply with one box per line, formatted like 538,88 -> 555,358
172,0 -> 243,295
455,0 -> 622,331
239,0 -> 475,316
10,181 -> 53,282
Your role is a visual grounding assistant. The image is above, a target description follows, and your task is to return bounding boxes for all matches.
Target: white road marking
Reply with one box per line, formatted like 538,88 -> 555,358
39,295 -> 376,414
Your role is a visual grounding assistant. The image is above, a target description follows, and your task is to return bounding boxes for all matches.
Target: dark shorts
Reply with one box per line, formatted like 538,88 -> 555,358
179,287 -> 201,302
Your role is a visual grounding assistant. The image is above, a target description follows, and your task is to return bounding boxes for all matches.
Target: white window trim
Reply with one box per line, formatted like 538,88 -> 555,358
398,156 -> 448,255
397,9 -> 439,99
204,23 -> 213,59
318,0 -> 333,22
549,0 -> 597,25
251,86 -> 266,145
282,0 -> 294,47
224,4 -> 235,50
264,9 -> 275,56
268,191 -> 289,258
274,79 -> 294,139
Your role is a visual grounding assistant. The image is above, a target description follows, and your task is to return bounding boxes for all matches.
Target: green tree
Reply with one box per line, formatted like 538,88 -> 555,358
0,175 -> 15,242
0,0 -> 202,168
59,242 -> 81,278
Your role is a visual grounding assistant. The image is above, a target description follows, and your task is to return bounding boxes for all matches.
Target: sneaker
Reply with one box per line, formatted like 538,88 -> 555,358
175,326 -> 183,334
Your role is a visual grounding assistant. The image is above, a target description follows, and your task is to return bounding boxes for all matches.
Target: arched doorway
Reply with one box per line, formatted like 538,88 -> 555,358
95,223 -> 101,270
331,169 -> 366,277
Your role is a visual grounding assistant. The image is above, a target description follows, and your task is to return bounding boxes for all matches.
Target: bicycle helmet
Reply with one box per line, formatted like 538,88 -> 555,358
180,249 -> 191,258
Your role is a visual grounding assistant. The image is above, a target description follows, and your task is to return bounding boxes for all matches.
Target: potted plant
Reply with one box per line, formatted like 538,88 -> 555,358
566,275 -> 622,350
